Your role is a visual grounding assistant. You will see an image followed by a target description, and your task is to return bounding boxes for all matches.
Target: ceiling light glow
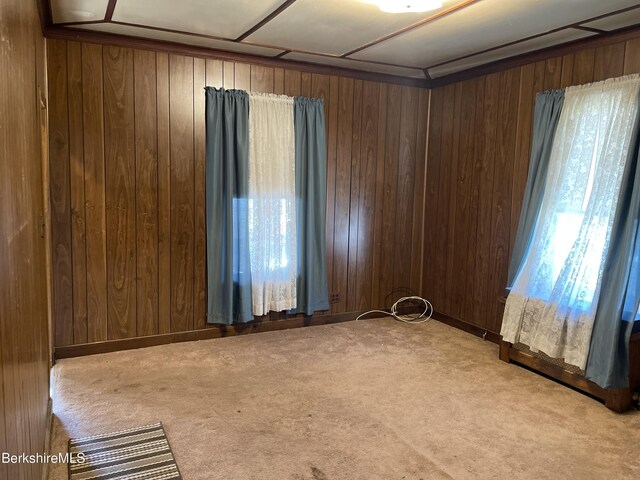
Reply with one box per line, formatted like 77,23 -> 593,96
376,0 -> 443,13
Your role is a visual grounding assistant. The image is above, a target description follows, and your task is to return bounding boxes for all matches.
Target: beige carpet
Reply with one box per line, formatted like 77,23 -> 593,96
48,318 -> 640,480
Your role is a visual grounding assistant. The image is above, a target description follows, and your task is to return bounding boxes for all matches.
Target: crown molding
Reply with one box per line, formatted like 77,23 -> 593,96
43,26 -> 430,88
430,23 -> 640,87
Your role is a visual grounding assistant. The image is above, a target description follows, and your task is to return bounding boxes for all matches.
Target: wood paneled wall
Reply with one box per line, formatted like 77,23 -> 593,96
0,1 -> 51,479
424,36 -> 640,334
47,39 -> 429,348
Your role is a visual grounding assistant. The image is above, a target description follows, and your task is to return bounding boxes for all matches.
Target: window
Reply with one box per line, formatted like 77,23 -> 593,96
503,77 -> 640,368
247,93 -> 297,316
517,84 -> 637,312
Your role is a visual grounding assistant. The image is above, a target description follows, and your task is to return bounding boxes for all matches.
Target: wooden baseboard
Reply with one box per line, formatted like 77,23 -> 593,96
54,308 -> 503,360
54,310 -> 368,360
500,340 -> 633,413
431,311 -> 501,344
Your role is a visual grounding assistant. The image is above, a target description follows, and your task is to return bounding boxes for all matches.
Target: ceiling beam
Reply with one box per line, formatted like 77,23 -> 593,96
341,0 -> 480,58
88,19 -> 423,72
43,25 -> 430,88
36,0 -> 52,31
105,0 -> 118,21
235,0 -> 298,42
572,25 -> 606,34
429,23 -> 640,87
424,4 -> 640,72
426,25 -> 581,71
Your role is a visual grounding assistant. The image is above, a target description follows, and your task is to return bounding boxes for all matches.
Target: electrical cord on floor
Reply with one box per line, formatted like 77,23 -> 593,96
355,290 -> 434,324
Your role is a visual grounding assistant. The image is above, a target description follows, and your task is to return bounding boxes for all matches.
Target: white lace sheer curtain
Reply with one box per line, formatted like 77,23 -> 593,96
501,75 -> 640,369
248,92 -> 297,316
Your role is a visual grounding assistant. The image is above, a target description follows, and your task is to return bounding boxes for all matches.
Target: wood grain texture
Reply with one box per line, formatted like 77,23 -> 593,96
346,79 -> 362,312
393,86 -> 419,301
593,42 -> 625,82
157,52 -> 171,335
169,54 -> 195,333
443,83 -> 462,315
323,75 -> 339,311
67,41 -> 87,345
624,38 -> 640,74
410,89 -> 429,295
354,81 -> 379,310
47,38 -> 73,346
486,68 -> 519,332
370,83 -> 388,309
48,40 -> 429,347
1,1 -> 51,478
234,62 -> 250,91
332,77 -> 354,314
104,46 -> 137,340
134,49 -> 159,337
378,84 -> 401,307
193,57 -> 207,330
424,35 -> 640,334
450,79 -> 477,320
82,42 -> 107,343
205,59 -> 223,88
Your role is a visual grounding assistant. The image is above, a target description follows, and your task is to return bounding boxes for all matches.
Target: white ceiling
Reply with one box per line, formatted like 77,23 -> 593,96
49,0 -> 640,81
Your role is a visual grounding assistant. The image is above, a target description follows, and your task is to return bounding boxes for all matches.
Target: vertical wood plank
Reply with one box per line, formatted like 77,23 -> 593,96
472,72 -> 500,328
332,77 -> 354,313
378,84 -> 402,307
624,38 -> 640,74
463,76 -> 486,322
104,46 -> 137,340
371,83 -> 388,309
346,80 -> 363,312
205,59 -> 223,87
443,83 -> 463,315
273,68 -> 285,94
284,69 -> 302,97
250,65 -> 274,93
560,54 -> 575,88
593,42 -> 625,81
223,60 -> 235,88
487,68 -> 519,333
543,56 -> 563,90
449,80 -> 476,320
393,86 -> 419,300
134,49 -> 159,336
47,39 -> 74,347
354,81 -> 379,309
193,57 -> 207,329
301,72 -> 312,97
411,88 -> 429,295
572,48 -> 596,85
234,62 -> 250,90
422,87 -> 443,305
157,52 -> 171,334
0,2 -> 51,477
67,41 -> 88,344
533,60 -> 546,95
169,54 -> 195,332
82,42 -> 107,343
432,83 -> 455,313
325,76 -> 339,312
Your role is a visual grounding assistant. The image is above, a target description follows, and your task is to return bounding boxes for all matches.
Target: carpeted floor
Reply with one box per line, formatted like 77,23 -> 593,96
48,318 -> 640,480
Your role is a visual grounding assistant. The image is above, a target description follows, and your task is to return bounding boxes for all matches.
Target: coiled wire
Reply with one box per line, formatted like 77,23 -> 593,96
355,294 -> 433,324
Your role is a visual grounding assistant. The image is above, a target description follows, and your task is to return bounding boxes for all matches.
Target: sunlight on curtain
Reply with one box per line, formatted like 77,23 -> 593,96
501,75 -> 640,369
248,93 -> 297,316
